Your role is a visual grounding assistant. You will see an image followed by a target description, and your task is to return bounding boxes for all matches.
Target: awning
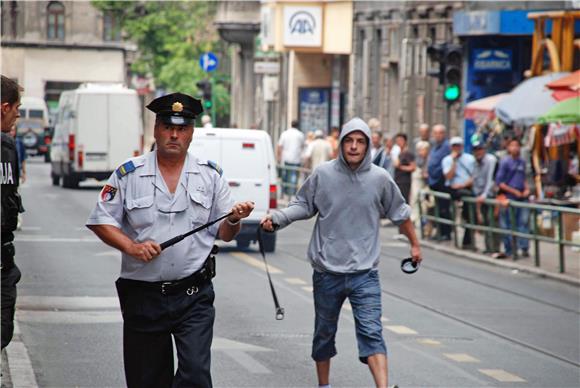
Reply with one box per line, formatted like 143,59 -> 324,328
546,70 -> 580,102
464,93 -> 508,121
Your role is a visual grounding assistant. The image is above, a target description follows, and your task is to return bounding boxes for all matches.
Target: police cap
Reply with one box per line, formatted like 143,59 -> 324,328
146,92 -> 203,126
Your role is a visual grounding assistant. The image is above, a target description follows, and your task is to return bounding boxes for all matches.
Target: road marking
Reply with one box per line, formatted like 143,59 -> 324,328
6,322 -> 39,388
229,252 -> 283,274
20,226 -> 41,231
384,325 -> 418,335
16,310 -> 122,324
381,242 -> 407,248
212,337 -> 272,374
478,369 -> 526,382
17,296 -> 119,310
284,277 -> 307,285
301,286 -> 313,292
443,353 -> 480,363
417,338 -> 442,346
381,316 -> 390,323
14,237 -> 101,243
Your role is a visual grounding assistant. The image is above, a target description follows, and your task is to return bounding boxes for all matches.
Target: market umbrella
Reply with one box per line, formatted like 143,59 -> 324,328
546,70 -> 580,101
538,97 -> 580,124
464,93 -> 508,121
495,72 -> 569,127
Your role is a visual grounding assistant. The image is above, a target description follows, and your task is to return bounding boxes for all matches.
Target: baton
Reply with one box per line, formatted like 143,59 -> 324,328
160,212 -> 233,250
257,226 -> 285,320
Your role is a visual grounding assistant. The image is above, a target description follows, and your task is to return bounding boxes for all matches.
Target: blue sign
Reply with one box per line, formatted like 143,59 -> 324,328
473,49 -> 512,72
199,52 -> 218,72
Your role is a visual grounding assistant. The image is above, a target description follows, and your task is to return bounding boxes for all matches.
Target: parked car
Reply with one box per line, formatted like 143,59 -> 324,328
188,127 -> 278,252
50,83 -> 142,188
16,96 -> 51,161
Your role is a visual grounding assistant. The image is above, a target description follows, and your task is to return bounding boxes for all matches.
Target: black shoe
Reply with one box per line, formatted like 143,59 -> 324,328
521,250 -> 530,258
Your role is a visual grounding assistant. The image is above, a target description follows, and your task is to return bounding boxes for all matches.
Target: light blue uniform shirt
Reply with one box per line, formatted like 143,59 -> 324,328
442,152 -> 476,187
87,151 -> 234,282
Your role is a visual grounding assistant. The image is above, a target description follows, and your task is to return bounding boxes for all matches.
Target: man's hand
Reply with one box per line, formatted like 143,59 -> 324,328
228,201 -> 255,223
411,244 -> 422,265
521,188 -> 530,199
260,214 -> 275,232
476,194 -> 486,204
126,241 -> 161,262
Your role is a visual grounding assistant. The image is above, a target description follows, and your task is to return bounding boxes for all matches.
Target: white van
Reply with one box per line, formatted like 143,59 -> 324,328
189,127 -> 278,252
17,96 -> 50,158
51,83 -> 142,188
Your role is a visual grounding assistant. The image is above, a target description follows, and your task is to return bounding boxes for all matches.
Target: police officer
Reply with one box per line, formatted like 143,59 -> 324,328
87,92 -> 254,388
1,75 -> 23,350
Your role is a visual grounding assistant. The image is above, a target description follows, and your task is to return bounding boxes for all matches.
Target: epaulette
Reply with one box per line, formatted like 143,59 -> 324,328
116,160 -> 137,178
205,160 -> 223,176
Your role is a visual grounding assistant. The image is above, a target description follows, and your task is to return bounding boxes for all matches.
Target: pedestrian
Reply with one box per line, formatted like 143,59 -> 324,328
442,137 -> 476,249
201,114 -> 213,129
370,130 -> 383,161
277,119 -> 305,198
261,117 -> 422,388
494,138 -> 530,259
9,124 -> 26,183
373,134 -> 394,176
1,75 -> 23,350
410,140 -> 432,233
427,124 -> 452,240
327,126 -> 340,159
413,123 -> 431,167
471,139 -> 500,255
393,133 -> 416,203
86,92 -> 254,388
304,130 -> 333,171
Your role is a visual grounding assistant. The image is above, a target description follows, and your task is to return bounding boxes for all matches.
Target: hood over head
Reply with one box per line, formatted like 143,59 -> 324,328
338,117 -> 373,172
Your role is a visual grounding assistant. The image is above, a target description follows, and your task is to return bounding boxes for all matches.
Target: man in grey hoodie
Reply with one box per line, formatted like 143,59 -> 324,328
261,117 -> 421,388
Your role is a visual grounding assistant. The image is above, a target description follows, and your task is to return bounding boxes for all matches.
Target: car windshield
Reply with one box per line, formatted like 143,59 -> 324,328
29,109 -> 44,119
17,120 -> 43,130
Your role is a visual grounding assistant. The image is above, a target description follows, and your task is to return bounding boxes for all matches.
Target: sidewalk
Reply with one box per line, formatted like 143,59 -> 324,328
398,225 -> 580,287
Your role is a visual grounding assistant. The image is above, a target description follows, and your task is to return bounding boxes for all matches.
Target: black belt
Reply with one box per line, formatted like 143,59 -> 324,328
119,248 -> 217,295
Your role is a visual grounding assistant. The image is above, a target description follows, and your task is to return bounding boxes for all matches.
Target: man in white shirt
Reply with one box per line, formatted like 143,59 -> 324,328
277,120 -> 305,197
304,130 -> 333,171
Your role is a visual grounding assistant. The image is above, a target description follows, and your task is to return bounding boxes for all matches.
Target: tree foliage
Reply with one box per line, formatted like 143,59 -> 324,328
92,0 -> 230,121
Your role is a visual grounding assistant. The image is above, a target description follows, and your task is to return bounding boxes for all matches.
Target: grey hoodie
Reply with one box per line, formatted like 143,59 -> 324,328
271,117 -> 410,273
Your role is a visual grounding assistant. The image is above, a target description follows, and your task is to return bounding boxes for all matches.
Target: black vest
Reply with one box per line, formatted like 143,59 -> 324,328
1,132 -> 21,233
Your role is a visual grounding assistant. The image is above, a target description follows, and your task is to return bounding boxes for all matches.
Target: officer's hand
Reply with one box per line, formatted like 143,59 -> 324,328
229,201 -> 255,223
410,244 -> 422,265
127,241 -> 161,262
260,214 -> 275,232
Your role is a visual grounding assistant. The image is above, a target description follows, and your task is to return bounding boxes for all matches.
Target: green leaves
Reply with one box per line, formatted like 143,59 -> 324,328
92,1 -> 229,120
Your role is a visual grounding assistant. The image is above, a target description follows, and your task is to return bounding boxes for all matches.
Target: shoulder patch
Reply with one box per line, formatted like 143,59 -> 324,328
116,161 -> 136,178
206,160 -> 223,177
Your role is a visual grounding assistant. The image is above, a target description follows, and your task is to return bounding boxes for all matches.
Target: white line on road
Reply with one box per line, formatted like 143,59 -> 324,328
284,277 -> 307,285
301,286 -> 313,293
17,296 -> 119,310
16,310 -> 122,324
443,353 -> 480,363
416,338 -> 442,346
226,350 -> 272,374
6,322 -> 39,388
478,369 -> 526,382
19,226 -> 41,231
212,337 -> 272,374
229,252 -> 283,274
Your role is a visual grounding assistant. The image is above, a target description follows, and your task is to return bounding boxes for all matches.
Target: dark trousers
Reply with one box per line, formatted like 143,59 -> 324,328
429,181 -> 451,238
459,194 -> 474,248
116,279 -> 215,388
1,262 -> 21,349
481,203 -> 501,253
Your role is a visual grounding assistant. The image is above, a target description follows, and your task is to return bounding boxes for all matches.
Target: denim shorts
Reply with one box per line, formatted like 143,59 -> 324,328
311,269 -> 386,364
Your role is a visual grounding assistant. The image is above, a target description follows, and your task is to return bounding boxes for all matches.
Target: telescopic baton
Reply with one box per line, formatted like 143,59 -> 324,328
160,212 -> 234,250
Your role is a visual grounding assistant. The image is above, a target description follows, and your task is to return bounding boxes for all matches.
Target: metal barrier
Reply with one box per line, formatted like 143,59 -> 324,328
419,189 -> 580,273
277,164 -> 311,195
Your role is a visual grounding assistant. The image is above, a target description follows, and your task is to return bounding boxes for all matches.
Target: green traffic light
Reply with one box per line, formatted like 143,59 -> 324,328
204,100 -> 212,109
444,84 -> 460,101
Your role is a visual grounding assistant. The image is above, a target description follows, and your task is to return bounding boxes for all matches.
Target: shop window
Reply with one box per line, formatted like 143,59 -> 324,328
47,1 -> 65,40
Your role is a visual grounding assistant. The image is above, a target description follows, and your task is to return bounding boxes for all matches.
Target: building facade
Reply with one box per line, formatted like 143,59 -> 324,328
1,1 -> 134,122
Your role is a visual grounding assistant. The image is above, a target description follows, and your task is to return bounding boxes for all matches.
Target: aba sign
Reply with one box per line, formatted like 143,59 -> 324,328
473,49 -> 512,72
283,6 -> 322,47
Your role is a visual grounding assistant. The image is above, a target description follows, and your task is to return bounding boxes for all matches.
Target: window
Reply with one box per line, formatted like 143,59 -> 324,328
47,1 -> 65,40
103,11 -> 121,42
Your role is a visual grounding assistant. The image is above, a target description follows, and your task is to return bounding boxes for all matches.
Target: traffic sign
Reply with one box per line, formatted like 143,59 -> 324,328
199,52 -> 218,72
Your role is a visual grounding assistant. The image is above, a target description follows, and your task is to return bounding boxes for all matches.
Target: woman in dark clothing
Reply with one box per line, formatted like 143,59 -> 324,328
393,133 -> 416,203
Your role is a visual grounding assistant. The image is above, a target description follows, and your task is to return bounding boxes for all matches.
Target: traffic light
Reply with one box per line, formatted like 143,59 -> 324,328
443,44 -> 462,103
196,79 -> 212,110
427,43 -> 463,103
426,43 -> 446,84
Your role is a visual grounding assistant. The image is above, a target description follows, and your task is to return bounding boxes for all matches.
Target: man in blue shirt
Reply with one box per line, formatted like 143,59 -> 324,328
495,138 -> 530,258
427,124 -> 451,240
442,136 -> 476,249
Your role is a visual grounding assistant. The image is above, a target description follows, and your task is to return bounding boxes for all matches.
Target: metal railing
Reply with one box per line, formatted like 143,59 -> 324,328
419,189 -> 580,273
277,164 -> 311,194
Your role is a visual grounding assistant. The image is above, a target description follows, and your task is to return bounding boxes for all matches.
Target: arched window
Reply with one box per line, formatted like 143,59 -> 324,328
47,1 -> 65,40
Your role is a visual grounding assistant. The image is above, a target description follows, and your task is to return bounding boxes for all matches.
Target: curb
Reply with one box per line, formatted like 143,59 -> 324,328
396,236 -> 580,287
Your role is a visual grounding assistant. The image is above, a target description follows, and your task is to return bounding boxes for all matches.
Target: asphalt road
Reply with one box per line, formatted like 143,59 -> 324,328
6,158 -> 580,387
